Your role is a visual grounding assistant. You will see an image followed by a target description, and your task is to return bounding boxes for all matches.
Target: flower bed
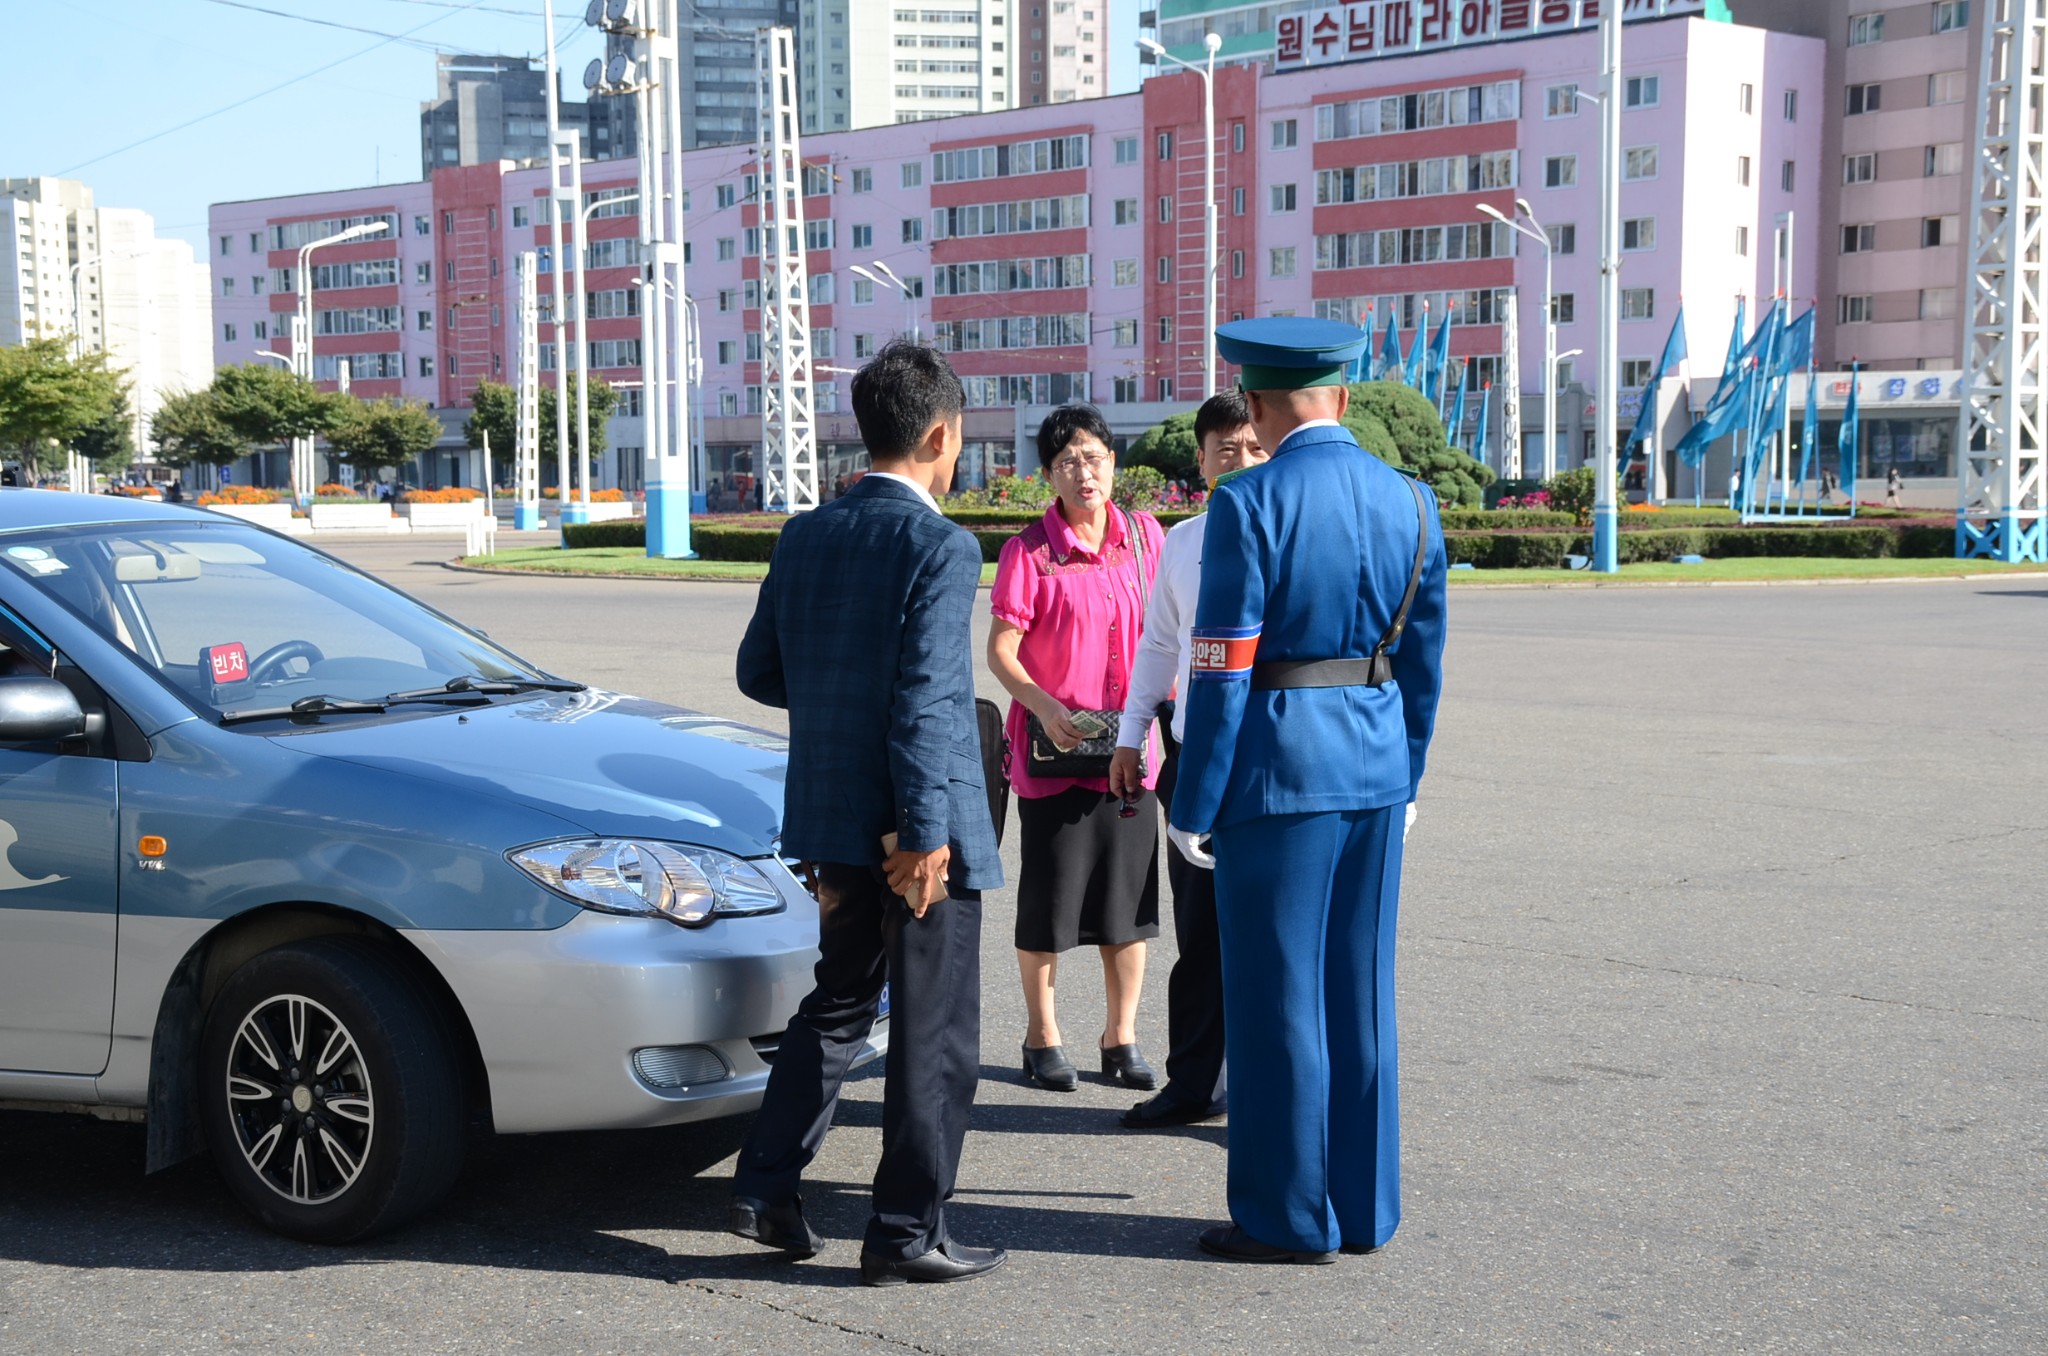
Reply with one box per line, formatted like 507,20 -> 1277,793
196,486 -> 284,507
401,487 -> 483,504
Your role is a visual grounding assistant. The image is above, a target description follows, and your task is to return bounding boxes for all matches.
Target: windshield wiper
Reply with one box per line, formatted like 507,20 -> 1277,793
384,674 -> 586,704
219,694 -> 389,725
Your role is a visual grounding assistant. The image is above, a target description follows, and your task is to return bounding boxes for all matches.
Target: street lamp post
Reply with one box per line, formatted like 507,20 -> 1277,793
849,262 -> 919,342
294,220 -> 390,502
1593,9 -> 1623,573
66,248 -> 148,492
1140,32 -> 1223,398
1479,199 -> 1557,483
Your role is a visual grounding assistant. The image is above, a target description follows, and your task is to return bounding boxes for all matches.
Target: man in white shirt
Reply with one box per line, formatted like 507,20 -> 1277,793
1108,391 -> 1268,1129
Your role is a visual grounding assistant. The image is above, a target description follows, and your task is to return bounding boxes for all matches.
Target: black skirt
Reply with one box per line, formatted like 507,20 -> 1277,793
1014,786 -> 1161,953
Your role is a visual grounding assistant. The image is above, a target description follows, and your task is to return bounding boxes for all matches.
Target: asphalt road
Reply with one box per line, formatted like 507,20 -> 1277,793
3,534 -> 2043,1354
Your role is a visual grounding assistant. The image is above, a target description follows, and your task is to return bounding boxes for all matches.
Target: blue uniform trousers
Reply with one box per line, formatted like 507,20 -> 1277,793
1212,804 -> 1403,1253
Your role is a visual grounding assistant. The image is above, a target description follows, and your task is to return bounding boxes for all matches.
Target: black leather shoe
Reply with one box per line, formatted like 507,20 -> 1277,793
727,1195 -> 822,1257
1340,1241 -> 1381,1256
1197,1224 -> 1336,1265
860,1239 -> 1008,1287
1120,1091 -> 1227,1129
1098,1043 -> 1159,1090
1022,1042 -> 1079,1091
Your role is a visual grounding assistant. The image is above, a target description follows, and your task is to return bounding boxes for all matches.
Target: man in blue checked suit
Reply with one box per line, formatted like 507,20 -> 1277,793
728,340 -> 1006,1287
1170,317 -> 1448,1266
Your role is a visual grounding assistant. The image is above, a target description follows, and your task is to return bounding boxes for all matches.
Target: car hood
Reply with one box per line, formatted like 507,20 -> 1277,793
280,690 -> 791,858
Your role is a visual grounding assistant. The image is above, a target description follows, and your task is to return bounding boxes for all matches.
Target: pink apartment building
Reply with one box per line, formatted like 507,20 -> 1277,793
210,9 -> 1827,500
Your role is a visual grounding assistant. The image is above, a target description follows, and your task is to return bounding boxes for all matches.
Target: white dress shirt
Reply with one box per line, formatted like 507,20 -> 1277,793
864,470 -> 940,513
1116,511 -> 1206,748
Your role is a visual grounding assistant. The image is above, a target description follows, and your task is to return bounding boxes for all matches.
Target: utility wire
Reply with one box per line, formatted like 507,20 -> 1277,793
200,0 -> 448,50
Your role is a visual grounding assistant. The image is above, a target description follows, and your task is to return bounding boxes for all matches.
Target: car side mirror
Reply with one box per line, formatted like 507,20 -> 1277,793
0,677 -> 86,745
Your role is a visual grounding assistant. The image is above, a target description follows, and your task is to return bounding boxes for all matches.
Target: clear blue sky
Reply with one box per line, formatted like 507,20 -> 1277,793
4,1 -> 1143,258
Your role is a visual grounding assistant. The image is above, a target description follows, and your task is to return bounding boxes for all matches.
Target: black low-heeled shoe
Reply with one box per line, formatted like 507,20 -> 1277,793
1022,1042 -> 1079,1091
1099,1043 -> 1158,1090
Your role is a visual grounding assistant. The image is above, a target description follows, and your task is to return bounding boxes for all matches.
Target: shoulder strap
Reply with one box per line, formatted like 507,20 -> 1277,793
1372,477 -> 1431,660
1122,507 -> 1150,623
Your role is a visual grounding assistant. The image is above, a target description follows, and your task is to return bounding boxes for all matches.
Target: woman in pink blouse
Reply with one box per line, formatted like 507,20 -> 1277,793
987,405 -> 1166,1094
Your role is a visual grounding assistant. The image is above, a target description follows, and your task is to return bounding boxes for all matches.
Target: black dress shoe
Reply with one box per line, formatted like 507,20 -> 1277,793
1098,1043 -> 1159,1090
1022,1042 -> 1079,1091
1120,1091 -> 1227,1129
1340,1241 -> 1381,1256
727,1195 -> 822,1257
1197,1224 -> 1336,1265
859,1239 -> 1008,1287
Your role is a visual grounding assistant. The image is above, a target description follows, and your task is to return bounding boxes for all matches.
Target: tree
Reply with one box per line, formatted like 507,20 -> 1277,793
324,397 -> 443,476
1343,381 -> 1495,508
72,391 -> 135,476
0,337 -> 127,476
1123,411 -> 1200,484
210,362 -> 333,451
150,388 -> 251,469
463,373 -> 619,478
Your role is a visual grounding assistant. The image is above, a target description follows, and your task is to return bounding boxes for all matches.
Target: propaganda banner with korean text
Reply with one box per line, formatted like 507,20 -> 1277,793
1276,0 -> 1723,70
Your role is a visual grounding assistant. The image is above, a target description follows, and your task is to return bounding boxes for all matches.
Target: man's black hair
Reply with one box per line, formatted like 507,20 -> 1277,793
1192,389 -> 1254,447
1035,402 -> 1115,468
852,339 -> 965,461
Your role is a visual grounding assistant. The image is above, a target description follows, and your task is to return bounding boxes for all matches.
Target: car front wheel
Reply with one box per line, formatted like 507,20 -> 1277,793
199,935 -> 466,1242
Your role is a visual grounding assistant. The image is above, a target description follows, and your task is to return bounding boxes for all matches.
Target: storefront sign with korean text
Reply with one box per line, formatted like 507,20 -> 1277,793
1277,0 -> 1717,70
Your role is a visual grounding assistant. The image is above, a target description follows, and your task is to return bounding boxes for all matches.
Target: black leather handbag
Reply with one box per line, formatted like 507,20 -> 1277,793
974,696 -> 1011,845
1022,508 -> 1150,781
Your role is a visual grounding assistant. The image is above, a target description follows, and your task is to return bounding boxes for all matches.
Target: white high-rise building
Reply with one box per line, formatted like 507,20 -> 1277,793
1,177 -> 213,465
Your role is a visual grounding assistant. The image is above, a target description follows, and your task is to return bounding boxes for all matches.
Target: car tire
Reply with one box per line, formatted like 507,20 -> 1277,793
198,935 -> 466,1243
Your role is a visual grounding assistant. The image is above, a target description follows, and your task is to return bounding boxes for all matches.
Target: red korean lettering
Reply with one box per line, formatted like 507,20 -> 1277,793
1419,0 -> 1453,43
1461,0 -> 1494,37
1499,0 -> 1533,31
1382,0 -> 1414,46
1278,14 -> 1306,62
1346,4 -> 1378,54
1539,0 -> 1575,23
1311,11 -> 1343,57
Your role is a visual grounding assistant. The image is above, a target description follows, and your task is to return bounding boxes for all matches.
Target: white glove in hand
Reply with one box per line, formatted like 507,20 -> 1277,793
1167,823 -> 1215,870
1404,802 -> 1417,843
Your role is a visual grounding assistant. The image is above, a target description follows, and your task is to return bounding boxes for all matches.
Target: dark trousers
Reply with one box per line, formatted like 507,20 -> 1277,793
1154,740 -> 1228,1110
731,861 -> 982,1260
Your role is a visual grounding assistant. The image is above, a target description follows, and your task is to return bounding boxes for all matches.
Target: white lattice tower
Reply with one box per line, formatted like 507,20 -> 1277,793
1499,291 -> 1522,478
755,26 -> 818,513
515,251 -> 542,518
1957,0 -> 2048,561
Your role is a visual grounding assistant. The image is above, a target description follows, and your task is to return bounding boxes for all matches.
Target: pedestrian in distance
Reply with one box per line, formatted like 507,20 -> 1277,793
1885,466 -> 1904,509
987,403 -> 1167,1095
727,339 -> 1006,1287
1108,390 -> 1269,1130
1171,317 -> 1447,1266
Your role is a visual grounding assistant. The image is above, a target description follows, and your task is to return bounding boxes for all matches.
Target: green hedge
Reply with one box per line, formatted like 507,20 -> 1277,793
561,520 -> 647,548
1443,523 -> 1954,569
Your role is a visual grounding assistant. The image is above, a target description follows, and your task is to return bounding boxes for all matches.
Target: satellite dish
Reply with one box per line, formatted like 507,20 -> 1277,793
583,58 -> 604,92
583,0 -> 605,26
605,50 -> 631,87
604,0 -> 630,25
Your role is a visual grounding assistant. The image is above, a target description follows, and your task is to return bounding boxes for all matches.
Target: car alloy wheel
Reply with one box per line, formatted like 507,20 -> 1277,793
223,993 -> 375,1206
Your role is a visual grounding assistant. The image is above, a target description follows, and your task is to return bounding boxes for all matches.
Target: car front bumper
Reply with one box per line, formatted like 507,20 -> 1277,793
405,891 -> 885,1135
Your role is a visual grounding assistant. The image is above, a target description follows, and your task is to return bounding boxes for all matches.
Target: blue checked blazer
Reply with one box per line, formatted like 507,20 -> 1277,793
736,475 -> 1002,889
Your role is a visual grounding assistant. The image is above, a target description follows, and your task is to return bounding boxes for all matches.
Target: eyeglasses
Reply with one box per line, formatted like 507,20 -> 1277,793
1050,451 -> 1114,478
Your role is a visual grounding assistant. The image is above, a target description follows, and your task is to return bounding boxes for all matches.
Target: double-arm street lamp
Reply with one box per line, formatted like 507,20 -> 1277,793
1478,199 -> 1558,482
1138,31 -> 1223,399
292,220 -> 390,502
848,261 -> 920,343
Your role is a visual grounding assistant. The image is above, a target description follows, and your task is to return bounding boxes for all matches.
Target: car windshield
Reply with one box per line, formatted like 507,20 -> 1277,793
0,520 -> 566,724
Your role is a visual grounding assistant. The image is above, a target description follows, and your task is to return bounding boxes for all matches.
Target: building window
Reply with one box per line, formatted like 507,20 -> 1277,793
419,356 -> 434,378
1270,183 -> 1297,212
1929,70 -> 1965,105
219,235 -> 231,256
1846,83 -> 1881,115
414,214 -> 430,236
1621,217 -> 1655,251
1848,12 -> 1884,45
443,211 -> 455,234
1924,214 -> 1960,247
1548,223 -> 1577,255
1157,377 -> 1174,401
1736,225 -> 1750,256
1545,84 -> 1578,118
253,320 -> 267,340
1232,186 -> 1246,215
1935,2 -> 1970,34
1783,89 -> 1798,121
849,167 -> 872,193
1113,376 -> 1138,403
1552,295 -> 1575,324
1113,258 -> 1137,287
1232,122 -> 1245,153
901,161 -> 922,188
717,339 -> 736,364
1158,316 -> 1173,343
1738,155 -> 1753,186
1157,131 -> 1173,160
1842,223 -> 1876,253
222,322 -> 237,342
1271,118 -> 1297,148
221,277 -> 234,297
1926,142 -> 1965,176
512,205 -> 529,228
1157,256 -> 1171,283
1231,248 -> 1244,278
1844,153 -> 1877,184
1114,136 -> 1138,164
1739,83 -> 1755,114
1920,287 -> 1958,319
854,333 -> 876,359
850,278 -> 873,306
1780,160 -> 1797,191
416,261 -> 432,284
1622,359 -> 1656,388
716,184 -> 737,209
1158,195 -> 1173,223
1544,156 -> 1577,188
1839,294 -> 1874,323
1113,319 -> 1137,347
1624,75 -> 1660,108
1622,147 -> 1658,181
418,310 -> 432,331
1621,288 -> 1654,320
1113,197 -> 1138,225
1270,246 -> 1296,278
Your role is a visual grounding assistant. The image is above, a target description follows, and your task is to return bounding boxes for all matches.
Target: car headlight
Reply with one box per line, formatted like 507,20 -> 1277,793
507,839 -> 787,927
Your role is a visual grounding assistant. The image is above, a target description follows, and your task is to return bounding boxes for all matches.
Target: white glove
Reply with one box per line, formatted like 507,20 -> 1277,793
1404,802 -> 1417,843
1167,823 -> 1215,870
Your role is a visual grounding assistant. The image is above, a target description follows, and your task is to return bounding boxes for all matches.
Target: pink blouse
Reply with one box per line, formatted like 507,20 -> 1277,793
990,503 -> 1165,799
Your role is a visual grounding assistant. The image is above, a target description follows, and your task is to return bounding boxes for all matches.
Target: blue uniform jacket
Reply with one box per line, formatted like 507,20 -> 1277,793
1171,421 -> 1448,833
736,476 -> 1003,889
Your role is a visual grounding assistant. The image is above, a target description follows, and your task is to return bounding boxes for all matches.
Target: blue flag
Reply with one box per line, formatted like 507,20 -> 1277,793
1775,306 -> 1815,379
1674,364 -> 1753,467
1424,309 -> 1454,409
1377,310 -> 1403,382
1446,364 -> 1468,451
1350,305 -> 1376,382
1404,306 -> 1429,387
1625,302 -> 1690,456
1839,361 -> 1861,507
1724,295 -> 1747,372
1796,359 -> 1819,509
1472,383 -> 1492,468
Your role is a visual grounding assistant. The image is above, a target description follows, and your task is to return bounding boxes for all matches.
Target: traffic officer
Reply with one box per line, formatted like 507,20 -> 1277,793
1169,316 -> 1447,1264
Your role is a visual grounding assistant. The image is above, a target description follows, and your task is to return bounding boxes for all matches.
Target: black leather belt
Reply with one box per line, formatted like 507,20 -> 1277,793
1252,656 -> 1393,690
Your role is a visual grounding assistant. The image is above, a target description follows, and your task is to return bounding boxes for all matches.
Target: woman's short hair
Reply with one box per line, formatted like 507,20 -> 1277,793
1036,403 -> 1115,468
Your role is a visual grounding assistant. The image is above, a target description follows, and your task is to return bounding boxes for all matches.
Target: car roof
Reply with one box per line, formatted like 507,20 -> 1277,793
0,487 -> 225,535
